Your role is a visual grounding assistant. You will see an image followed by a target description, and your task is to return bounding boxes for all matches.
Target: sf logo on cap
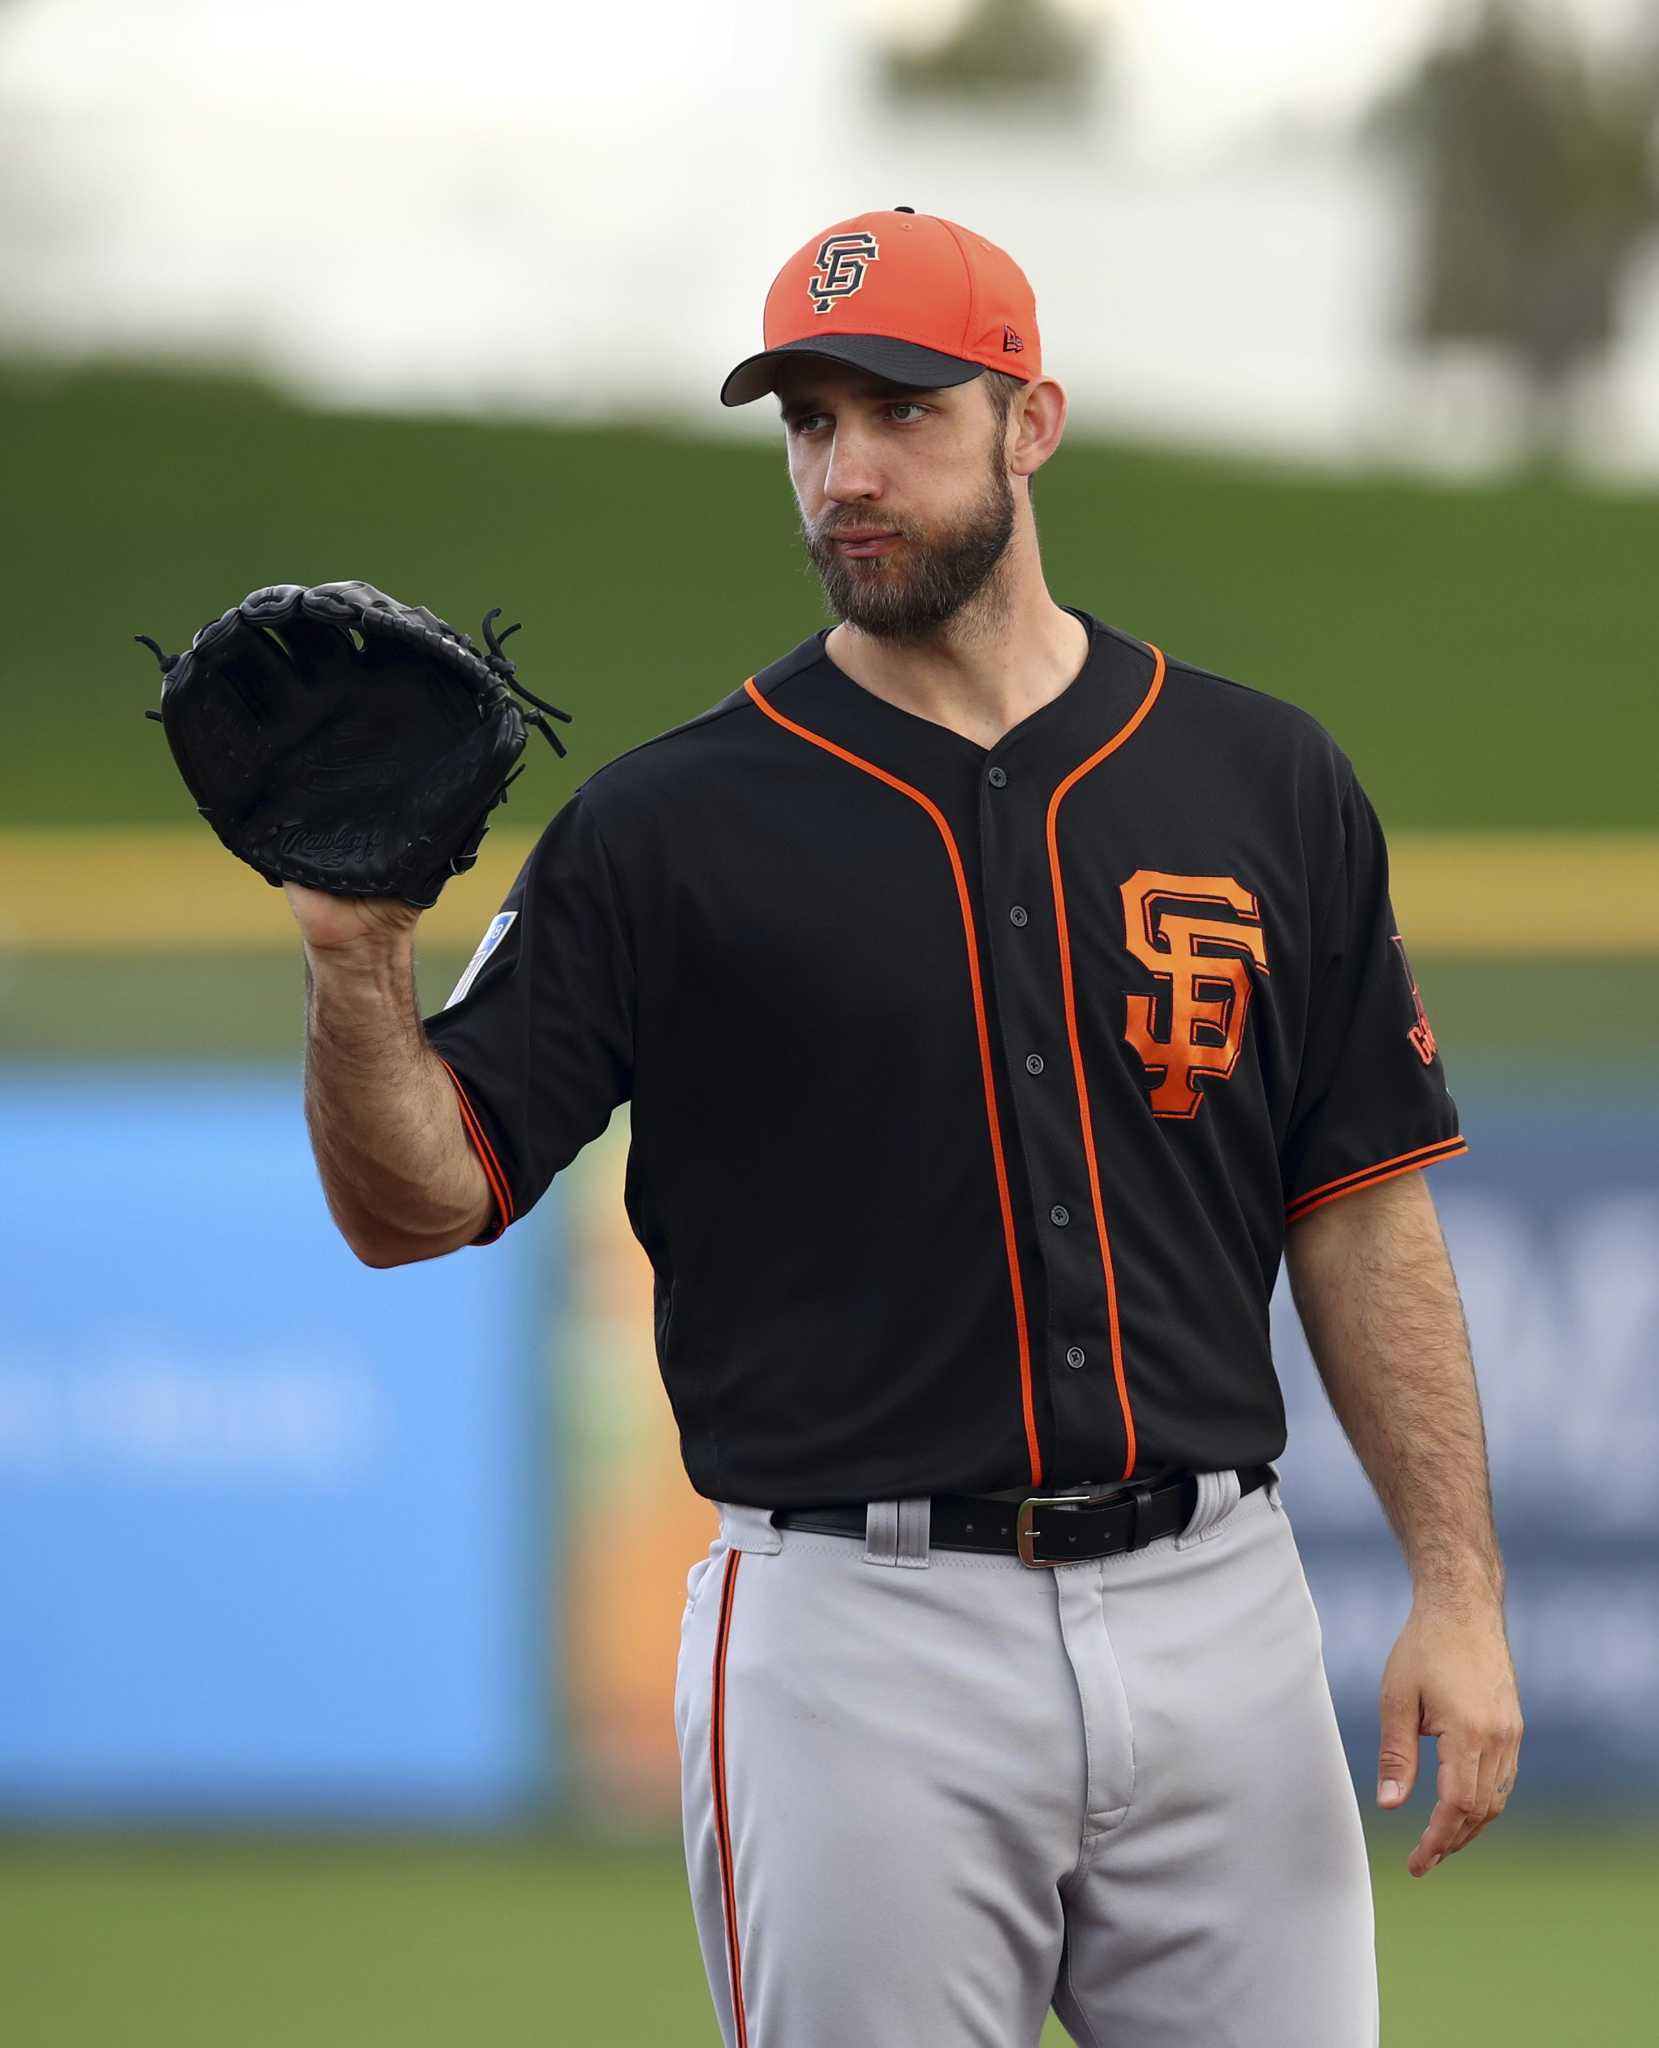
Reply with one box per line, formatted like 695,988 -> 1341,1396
809,232 -> 879,313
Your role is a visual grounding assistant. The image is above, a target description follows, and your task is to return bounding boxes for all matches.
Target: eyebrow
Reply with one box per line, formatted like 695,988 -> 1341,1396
776,384 -> 935,421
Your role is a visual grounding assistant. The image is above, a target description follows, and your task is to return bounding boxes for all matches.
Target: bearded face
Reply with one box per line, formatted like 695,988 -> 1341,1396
799,428 -> 1016,644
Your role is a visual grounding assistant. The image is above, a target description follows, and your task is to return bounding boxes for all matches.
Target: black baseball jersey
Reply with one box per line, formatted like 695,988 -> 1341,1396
423,610 -> 1465,1508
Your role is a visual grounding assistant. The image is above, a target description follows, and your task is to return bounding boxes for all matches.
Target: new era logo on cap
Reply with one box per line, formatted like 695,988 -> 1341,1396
1003,325 -> 1025,353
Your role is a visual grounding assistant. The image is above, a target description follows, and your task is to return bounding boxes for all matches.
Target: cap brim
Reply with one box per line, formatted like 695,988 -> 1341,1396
720,335 -> 987,408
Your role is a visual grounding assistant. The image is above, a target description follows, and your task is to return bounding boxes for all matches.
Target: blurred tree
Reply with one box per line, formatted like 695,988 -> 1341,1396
1371,0 -> 1659,462
880,0 -> 1102,119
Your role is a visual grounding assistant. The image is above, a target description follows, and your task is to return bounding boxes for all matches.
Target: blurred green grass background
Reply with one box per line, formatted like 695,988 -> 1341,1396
2,1828 -> 1651,2046
5,362 -> 1656,832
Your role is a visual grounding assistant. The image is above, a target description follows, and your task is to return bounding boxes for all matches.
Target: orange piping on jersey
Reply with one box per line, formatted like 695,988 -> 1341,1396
1044,642 -> 1168,1484
437,1058 -> 515,1237
742,675 -> 1042,1488
440,1061 -> 514,1230
710,1550 -> 749,2048
1285,1136 -> 1469,1225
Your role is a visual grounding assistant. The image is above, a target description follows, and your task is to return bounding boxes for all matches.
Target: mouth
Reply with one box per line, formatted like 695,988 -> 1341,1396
828,529 -> 901,559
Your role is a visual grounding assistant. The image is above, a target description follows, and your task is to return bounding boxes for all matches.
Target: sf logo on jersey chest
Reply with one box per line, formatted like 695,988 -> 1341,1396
1119,870 -> 1269,1118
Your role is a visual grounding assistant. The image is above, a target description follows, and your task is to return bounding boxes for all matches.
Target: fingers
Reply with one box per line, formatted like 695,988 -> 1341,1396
1489,1746 -> 1521,1830
1409,1744 -> 1478,1876
1408,1719 -> 1523,1875
1451,1720 -> 1523,1858
1376,1684 -> 1420,1811
1450,1744 -> 1500,1856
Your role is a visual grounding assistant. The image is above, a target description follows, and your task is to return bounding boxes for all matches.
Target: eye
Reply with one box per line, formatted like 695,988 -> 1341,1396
888,402 -> 929,423
788,412 -> 829,436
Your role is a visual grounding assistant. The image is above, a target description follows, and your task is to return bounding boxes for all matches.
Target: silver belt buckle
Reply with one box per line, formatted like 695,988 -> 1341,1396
1016,1489 -> 1107,1568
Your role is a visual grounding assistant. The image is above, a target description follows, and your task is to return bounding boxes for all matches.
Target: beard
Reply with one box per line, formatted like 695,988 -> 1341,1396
801,447 -> 1016,644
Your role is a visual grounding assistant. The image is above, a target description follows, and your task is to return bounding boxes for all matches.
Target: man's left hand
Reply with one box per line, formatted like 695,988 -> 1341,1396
1375,1599 -> 1523,1877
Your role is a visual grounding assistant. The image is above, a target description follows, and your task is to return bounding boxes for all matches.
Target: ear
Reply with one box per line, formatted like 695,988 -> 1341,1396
1007,376 -> 1067,479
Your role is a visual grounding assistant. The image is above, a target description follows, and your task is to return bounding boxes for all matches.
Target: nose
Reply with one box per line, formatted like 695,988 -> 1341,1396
821,423 -> 884,507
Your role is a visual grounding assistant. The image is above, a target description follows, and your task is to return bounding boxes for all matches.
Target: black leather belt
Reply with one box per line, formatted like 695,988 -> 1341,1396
774,1464 -> 1275,1568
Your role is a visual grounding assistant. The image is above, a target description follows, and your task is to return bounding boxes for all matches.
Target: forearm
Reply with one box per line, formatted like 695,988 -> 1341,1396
303,937 -> 492,1265
1286,1171 -> 1502,1611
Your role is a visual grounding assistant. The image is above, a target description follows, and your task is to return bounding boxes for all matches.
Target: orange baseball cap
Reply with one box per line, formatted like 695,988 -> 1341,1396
720,206 -> 1041,407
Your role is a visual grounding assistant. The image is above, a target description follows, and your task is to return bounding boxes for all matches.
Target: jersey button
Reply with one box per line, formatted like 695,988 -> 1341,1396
1065,1345 -> 1087,1369
1050,1204 -> 1070,1227
1025,1052 -> 1044,1075
987,764 -> 1008,788
1009,904 -> 1028,927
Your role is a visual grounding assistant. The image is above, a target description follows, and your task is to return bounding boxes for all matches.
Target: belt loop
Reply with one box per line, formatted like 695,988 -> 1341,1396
718,1501 -> 783,1555
864,1497 -> 931,1569
1175,1468 -> 1241,1549
897,1497 -> 931,1566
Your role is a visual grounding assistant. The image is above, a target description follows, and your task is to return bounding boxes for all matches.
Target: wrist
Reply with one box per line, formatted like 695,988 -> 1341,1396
302,927 -> 418,992
1409,1560 -> 1507,1622
284,880 -> 424,959
304,920 -> 414,956
303,923 -> 415,959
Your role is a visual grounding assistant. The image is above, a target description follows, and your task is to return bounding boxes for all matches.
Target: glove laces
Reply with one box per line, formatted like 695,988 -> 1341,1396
481,609 -> 573,758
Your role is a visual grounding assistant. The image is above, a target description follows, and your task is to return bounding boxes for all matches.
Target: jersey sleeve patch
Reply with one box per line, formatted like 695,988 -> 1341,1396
445,911 -> 517,1009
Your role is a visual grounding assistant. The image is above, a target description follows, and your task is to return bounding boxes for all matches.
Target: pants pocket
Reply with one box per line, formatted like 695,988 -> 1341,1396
682,1536 -> 728,1632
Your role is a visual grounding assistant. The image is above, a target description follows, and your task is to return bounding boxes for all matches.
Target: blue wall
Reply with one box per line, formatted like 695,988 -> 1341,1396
3,1069 -> 1653,1814
0,1069 -> 560,1822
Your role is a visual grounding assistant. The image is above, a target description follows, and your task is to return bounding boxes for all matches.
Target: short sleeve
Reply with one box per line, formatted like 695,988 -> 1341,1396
423,788 -> 634,1242
1280,768 -> 1466,1225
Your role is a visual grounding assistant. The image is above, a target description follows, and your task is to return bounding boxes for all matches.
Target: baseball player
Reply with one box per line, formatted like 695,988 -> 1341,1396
287,209 -> 1523,2046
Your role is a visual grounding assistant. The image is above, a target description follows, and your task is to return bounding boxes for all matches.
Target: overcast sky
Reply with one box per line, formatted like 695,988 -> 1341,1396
3,0 -> 1656,471
3,0 -> 1655,153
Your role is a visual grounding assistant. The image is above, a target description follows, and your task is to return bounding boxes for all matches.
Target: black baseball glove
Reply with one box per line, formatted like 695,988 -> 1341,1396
138,580 -> 571,908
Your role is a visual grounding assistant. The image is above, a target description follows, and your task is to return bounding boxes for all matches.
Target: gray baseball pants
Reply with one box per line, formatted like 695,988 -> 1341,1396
675,1469 -> 1378,2047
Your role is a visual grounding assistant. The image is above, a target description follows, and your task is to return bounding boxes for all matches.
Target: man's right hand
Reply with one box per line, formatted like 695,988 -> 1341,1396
283,881 -> 424,954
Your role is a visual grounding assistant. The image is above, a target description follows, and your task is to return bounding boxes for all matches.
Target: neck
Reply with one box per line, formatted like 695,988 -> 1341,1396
823,522 -> 1089,750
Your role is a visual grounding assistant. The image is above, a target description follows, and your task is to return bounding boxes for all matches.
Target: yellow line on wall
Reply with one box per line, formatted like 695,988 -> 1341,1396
1388,834 -> 1658,957
0,830 -> 539,953
2,829 -> 1657,957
